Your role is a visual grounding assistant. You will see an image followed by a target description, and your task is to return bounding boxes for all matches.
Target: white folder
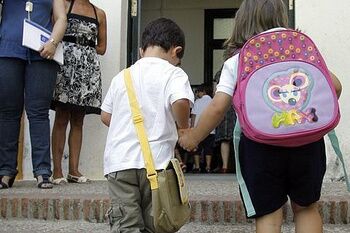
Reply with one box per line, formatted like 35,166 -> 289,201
22,19 -> 64,65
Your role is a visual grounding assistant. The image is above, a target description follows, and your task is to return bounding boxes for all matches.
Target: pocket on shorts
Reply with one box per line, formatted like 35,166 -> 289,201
107,172 -> 117,181
106,206 -> 124,231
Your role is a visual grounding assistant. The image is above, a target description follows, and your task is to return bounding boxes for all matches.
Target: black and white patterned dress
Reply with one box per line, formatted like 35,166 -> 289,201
51,0 -> 101,114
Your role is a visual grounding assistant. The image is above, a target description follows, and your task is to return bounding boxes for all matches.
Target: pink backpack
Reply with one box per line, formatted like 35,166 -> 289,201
232,29 -> 340,147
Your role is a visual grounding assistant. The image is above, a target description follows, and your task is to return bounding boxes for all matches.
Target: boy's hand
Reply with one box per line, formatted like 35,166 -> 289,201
178,128 -> 199,151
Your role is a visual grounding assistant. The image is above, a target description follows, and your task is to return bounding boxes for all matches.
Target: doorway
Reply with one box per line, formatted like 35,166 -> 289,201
126,0 -> 295,173
128,0 -> 295,85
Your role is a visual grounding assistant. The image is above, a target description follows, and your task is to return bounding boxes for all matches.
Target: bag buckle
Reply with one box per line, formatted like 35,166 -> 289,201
147,172 -> 157,179
133,114 -> 143,124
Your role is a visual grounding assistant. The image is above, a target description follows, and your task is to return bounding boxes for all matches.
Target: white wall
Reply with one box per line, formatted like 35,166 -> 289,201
23,0 -> 128,180
295,0 -> 350,180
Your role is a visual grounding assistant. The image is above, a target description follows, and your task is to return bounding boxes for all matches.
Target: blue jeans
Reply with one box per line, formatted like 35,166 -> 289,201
0,58 -> 58,177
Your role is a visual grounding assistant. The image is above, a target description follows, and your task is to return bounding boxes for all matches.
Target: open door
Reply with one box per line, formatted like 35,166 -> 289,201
204,1 -> 295,85
127,0 -> 141,66
204,8 -> 237,85
284,0 -> 295,29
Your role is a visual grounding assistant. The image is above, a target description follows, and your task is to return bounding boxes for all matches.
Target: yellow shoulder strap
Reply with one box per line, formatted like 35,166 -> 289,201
123,68 -> 159,190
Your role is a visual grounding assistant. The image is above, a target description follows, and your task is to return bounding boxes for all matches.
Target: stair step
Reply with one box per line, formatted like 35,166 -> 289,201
1,176 -> 349,225
1,220 -> 350,233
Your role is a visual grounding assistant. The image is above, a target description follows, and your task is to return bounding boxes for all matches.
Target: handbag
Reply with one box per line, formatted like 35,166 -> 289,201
123,68 -> 191,233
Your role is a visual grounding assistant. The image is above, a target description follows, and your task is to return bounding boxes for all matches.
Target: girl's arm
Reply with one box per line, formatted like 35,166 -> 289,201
95,7 -> 107,55
330,71 -> 342,98
40,0 -> 67,59
179,92 -> 232,151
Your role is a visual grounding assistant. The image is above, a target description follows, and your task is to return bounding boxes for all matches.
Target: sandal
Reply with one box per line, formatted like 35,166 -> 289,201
67,174 -> 90,183
192,168 -> 200,174
179,162 -> 187,173
36,175 -> 53,189
220,168 -> 228,174
0,176 -> 15,189
50,177 -> 68,185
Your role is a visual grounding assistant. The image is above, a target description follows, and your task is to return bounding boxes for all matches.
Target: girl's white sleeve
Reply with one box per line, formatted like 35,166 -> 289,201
215,54 -> 239,97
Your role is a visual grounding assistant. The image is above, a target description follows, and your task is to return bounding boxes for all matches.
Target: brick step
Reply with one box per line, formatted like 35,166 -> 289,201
0,177 -> 349,225
1,193 -> 349,224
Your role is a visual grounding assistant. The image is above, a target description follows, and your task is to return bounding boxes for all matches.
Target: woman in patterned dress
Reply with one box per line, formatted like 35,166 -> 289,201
51,0 -> 107,184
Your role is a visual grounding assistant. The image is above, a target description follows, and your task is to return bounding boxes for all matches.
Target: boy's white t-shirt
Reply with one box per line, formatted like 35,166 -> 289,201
191,95 -> 215,134
101,57 -> 194,175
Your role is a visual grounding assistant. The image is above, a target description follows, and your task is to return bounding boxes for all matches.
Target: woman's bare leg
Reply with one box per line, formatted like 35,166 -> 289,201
68,110 -> 85,177
52,107 -> 70,179
220,141 -> 230,169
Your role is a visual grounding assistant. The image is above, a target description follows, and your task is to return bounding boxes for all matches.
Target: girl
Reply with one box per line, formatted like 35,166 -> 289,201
51,0 -> 107,184
178,0 -> 342,232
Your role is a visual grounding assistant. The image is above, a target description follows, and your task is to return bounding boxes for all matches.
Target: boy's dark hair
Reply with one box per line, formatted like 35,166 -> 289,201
141,18 -> 185,59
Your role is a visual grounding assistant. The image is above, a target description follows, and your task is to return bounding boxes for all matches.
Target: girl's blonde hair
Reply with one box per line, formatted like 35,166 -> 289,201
224,0 -> 289,59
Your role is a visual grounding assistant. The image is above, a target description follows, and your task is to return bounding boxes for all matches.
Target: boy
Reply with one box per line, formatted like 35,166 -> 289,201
191,84 -> 215,173
101,18 -> 194,232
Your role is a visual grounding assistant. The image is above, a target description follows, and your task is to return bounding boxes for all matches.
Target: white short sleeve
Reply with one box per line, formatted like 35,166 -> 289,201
101,75 -> 119,114
215,54 -> 239,97
167,68 -> 194,107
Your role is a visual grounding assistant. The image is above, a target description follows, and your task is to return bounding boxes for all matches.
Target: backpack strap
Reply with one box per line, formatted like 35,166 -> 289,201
233,120 -> 256,217
327,130 -> 350,191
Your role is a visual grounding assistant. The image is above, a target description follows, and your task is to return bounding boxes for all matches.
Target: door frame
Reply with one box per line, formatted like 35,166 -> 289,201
284,0 -> 295,29
204,8 -> 237,85
127,0 -> 141,66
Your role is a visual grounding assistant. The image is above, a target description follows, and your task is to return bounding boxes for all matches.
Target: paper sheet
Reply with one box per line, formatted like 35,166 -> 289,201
22,19 -> 63,65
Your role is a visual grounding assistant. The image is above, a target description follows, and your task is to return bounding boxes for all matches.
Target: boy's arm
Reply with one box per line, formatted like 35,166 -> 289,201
179,92 -> 231,151
330,71 -> 342,98
101,111 -> 112,127
172,99 -> 191,129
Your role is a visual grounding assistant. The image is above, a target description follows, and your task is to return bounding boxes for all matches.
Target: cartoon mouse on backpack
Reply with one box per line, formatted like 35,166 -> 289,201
264,68 -> 318,128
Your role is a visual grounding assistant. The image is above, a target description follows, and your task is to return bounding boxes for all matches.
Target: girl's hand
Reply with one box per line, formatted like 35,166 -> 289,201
178,128 -> 199,152
39,40 -> 57,60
